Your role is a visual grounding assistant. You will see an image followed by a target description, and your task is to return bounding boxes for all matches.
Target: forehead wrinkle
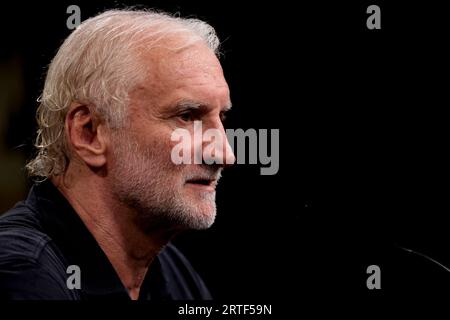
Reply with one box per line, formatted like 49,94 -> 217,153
133,43 -> 230,117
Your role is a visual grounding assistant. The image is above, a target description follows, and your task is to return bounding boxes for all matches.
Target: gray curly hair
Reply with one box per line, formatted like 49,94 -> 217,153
26,9 -> 220,178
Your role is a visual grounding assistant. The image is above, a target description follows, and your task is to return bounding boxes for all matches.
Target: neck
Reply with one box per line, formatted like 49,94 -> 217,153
51,172 -> 177,300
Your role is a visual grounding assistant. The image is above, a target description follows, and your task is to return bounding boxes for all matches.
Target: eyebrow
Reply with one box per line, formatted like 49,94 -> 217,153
172,99 -> 232,113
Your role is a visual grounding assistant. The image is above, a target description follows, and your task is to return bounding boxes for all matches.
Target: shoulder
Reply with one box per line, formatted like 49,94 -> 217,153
0,203 -> 75,299
158,243 -> 212,300
0,202 -> 50,261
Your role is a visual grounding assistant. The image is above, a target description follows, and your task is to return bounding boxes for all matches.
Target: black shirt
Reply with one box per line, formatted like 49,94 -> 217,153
0,181 -> 212,300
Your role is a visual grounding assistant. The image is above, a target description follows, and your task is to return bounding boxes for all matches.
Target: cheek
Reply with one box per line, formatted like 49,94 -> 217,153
143,127 -> 174,156
142,125 -> 188,173
156,133 -> 187,173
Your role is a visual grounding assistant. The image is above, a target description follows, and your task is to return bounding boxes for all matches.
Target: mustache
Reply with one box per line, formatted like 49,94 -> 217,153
184,166 -> 223,182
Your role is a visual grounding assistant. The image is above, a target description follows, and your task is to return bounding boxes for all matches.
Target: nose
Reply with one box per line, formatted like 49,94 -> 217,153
202,121 -> 235,167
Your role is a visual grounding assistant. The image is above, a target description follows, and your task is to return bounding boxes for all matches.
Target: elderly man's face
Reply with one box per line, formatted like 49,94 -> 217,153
109,41 -> 235,231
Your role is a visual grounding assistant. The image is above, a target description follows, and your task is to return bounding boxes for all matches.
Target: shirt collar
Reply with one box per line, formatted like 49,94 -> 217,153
26,180 -> 170,299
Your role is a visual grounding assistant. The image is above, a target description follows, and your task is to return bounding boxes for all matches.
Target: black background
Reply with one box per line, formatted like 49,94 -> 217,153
1,0 -> 449,311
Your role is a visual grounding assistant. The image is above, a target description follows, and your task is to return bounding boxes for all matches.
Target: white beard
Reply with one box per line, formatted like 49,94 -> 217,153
109,133 -> 218,232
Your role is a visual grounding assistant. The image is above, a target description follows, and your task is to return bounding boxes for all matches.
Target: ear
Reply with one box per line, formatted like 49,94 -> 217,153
65,103 -> 109,169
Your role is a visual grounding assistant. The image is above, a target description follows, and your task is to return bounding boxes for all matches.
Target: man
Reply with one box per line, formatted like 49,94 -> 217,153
0,9 -> 235,300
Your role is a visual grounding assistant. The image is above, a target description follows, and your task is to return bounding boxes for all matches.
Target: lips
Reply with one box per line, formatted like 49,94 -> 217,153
185,177 -> 217,187
185,173 -> 220,190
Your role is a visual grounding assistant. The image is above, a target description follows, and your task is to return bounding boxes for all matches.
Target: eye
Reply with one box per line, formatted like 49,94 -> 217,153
178,111 -> 195,122
220,111 -> 228,123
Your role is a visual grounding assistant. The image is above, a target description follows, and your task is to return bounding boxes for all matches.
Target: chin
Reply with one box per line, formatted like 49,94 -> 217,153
182,203 -> 217,230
